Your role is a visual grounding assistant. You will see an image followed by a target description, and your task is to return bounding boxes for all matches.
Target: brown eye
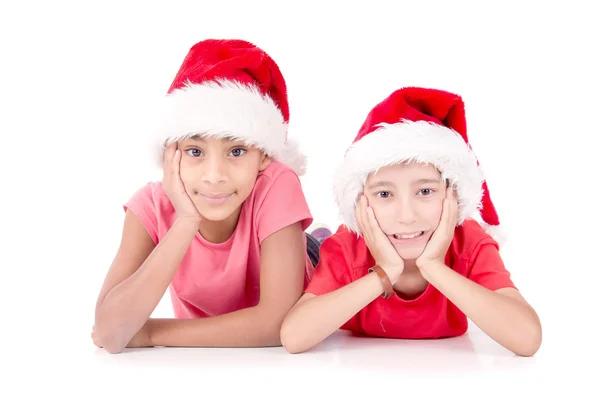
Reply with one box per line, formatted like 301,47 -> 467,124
419,189 -> 432,196
377,191 -> 391,198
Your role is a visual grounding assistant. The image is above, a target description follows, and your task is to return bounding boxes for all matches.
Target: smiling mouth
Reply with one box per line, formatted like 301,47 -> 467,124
199,192 -> 235,205
393,231 -> 424,240
202,193 -> 233,199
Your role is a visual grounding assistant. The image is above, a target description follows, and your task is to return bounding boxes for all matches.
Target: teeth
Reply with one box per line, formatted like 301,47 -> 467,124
394,231 -> 423,239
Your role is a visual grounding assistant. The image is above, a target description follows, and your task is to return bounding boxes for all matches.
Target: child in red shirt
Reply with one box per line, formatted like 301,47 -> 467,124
281,87 -> 542,356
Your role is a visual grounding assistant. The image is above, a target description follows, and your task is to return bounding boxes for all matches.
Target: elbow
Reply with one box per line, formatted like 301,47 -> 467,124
280,319 -> 310,354
513,320 -> 543,357
97,330 -> 128,354
103,342 -> 127,354
93,318 -> 128,354
263,324 -> 283,347
252,308 -> 285,347
514,338 -> 542,357
95,329 -> 127,354
281,340 -> 307,355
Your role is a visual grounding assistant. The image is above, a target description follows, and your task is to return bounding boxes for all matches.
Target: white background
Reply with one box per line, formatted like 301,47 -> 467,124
1,0 -> 598,398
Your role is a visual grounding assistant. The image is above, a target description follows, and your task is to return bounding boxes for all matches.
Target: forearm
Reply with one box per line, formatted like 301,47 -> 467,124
95,218 -> 198,352
280,273 -> 385,354
147,305 -> 285,348
420,261 -> 542,356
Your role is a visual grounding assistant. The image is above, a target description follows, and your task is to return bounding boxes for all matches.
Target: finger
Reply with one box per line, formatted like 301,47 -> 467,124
355,196 -> 367,234
354,194 -> 364,232
368,207 -> 391,245
450,188 -> 458,226
444,198 -> 453,236
172,148 -> 180,175
162,143 -> 175,180
439,194 -> 449,227
354,196 -> 364,232
164,142 -> 175,165
433,197 -> 450,239
436,188 -> 456,239
360,198 -> 375,243
172,149 -> 187,193
361,198 -> 375,243
366,206 -> 385,241
444,186 -> 455,222
447,187 -> 458,231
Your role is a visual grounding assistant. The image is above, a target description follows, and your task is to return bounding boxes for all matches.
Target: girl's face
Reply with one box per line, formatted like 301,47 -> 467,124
363,162 -> 447,261
176,135 -> 271,223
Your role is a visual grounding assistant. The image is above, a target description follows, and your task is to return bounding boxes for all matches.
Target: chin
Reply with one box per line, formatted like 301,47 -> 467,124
393,245 -> 425,261
196,202 -> 243,222
198,208 -> 236,222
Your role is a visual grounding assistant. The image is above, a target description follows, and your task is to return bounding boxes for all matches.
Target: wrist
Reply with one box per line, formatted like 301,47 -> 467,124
145,319 -> 156,347
368,265 -> 395,299
380,264 -> 403,284
417,260 -> 445,277
174,216 -> 201,231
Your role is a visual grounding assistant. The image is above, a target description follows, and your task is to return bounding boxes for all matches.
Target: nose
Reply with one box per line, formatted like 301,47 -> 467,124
201,155 -> 228,185
394,196 -> 418,225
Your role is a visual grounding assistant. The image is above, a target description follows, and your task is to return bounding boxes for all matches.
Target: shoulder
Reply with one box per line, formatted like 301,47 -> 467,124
251,160 -> 309,213
254,161 -> 302,194
306,226 -> 364,293
123,181 -> 174,242
125,181 -> 171,211
127,181 -> 166,201
250,161 -> 313,240
321,225 -> 371,270
451,219 -> 499,261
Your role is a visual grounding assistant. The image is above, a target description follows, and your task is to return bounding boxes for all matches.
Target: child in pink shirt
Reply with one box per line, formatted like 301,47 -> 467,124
92,39 -> 322,353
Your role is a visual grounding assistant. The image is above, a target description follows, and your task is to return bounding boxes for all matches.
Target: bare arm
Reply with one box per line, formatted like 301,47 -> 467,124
94,211 -> 198,353
138,222 -> 308,348
420,261 -> 542,356
280,269 -> 396,354
95,145 -> 207,353
280,194 -> 404,354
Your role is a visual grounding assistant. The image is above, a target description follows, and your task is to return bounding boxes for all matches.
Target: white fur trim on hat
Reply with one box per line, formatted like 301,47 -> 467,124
333,120 -> 485,234
153,79 -> 306,175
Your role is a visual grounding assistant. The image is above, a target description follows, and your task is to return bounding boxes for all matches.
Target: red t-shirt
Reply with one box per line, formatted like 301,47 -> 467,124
305,219 -> 516,339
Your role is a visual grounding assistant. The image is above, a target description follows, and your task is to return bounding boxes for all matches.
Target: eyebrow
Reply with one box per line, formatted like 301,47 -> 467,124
413,178 -> 441,185
366,180 -> 396,190
366,178 -> 441,190
188,135 -> 246,146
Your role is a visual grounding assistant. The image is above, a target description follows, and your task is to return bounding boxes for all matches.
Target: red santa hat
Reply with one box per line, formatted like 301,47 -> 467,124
333,87 -> 503,243
152,39 -> 306,175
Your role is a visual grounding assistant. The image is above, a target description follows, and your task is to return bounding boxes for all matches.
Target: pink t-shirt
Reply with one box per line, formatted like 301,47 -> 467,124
123,161 -> 314,319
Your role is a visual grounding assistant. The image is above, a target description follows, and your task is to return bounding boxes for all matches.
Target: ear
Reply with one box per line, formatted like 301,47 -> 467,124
259,154 -> 272,171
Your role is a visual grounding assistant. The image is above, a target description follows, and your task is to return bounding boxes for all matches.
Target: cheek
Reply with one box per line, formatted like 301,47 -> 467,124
178,165 -> 199,187
232,166 -> 259,192
369,202 -> 395,229
423,199 -> 444,226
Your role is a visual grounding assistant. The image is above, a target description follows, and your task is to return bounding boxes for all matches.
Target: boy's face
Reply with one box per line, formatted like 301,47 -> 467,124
177,135 -> 271,222
363,162 -> 446,261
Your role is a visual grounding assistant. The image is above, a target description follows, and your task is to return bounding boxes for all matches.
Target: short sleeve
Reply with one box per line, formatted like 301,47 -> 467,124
256,169 -> 313,243
305,236 -> 352,296
123,183 -> 160,244
467,241 -> 516,291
